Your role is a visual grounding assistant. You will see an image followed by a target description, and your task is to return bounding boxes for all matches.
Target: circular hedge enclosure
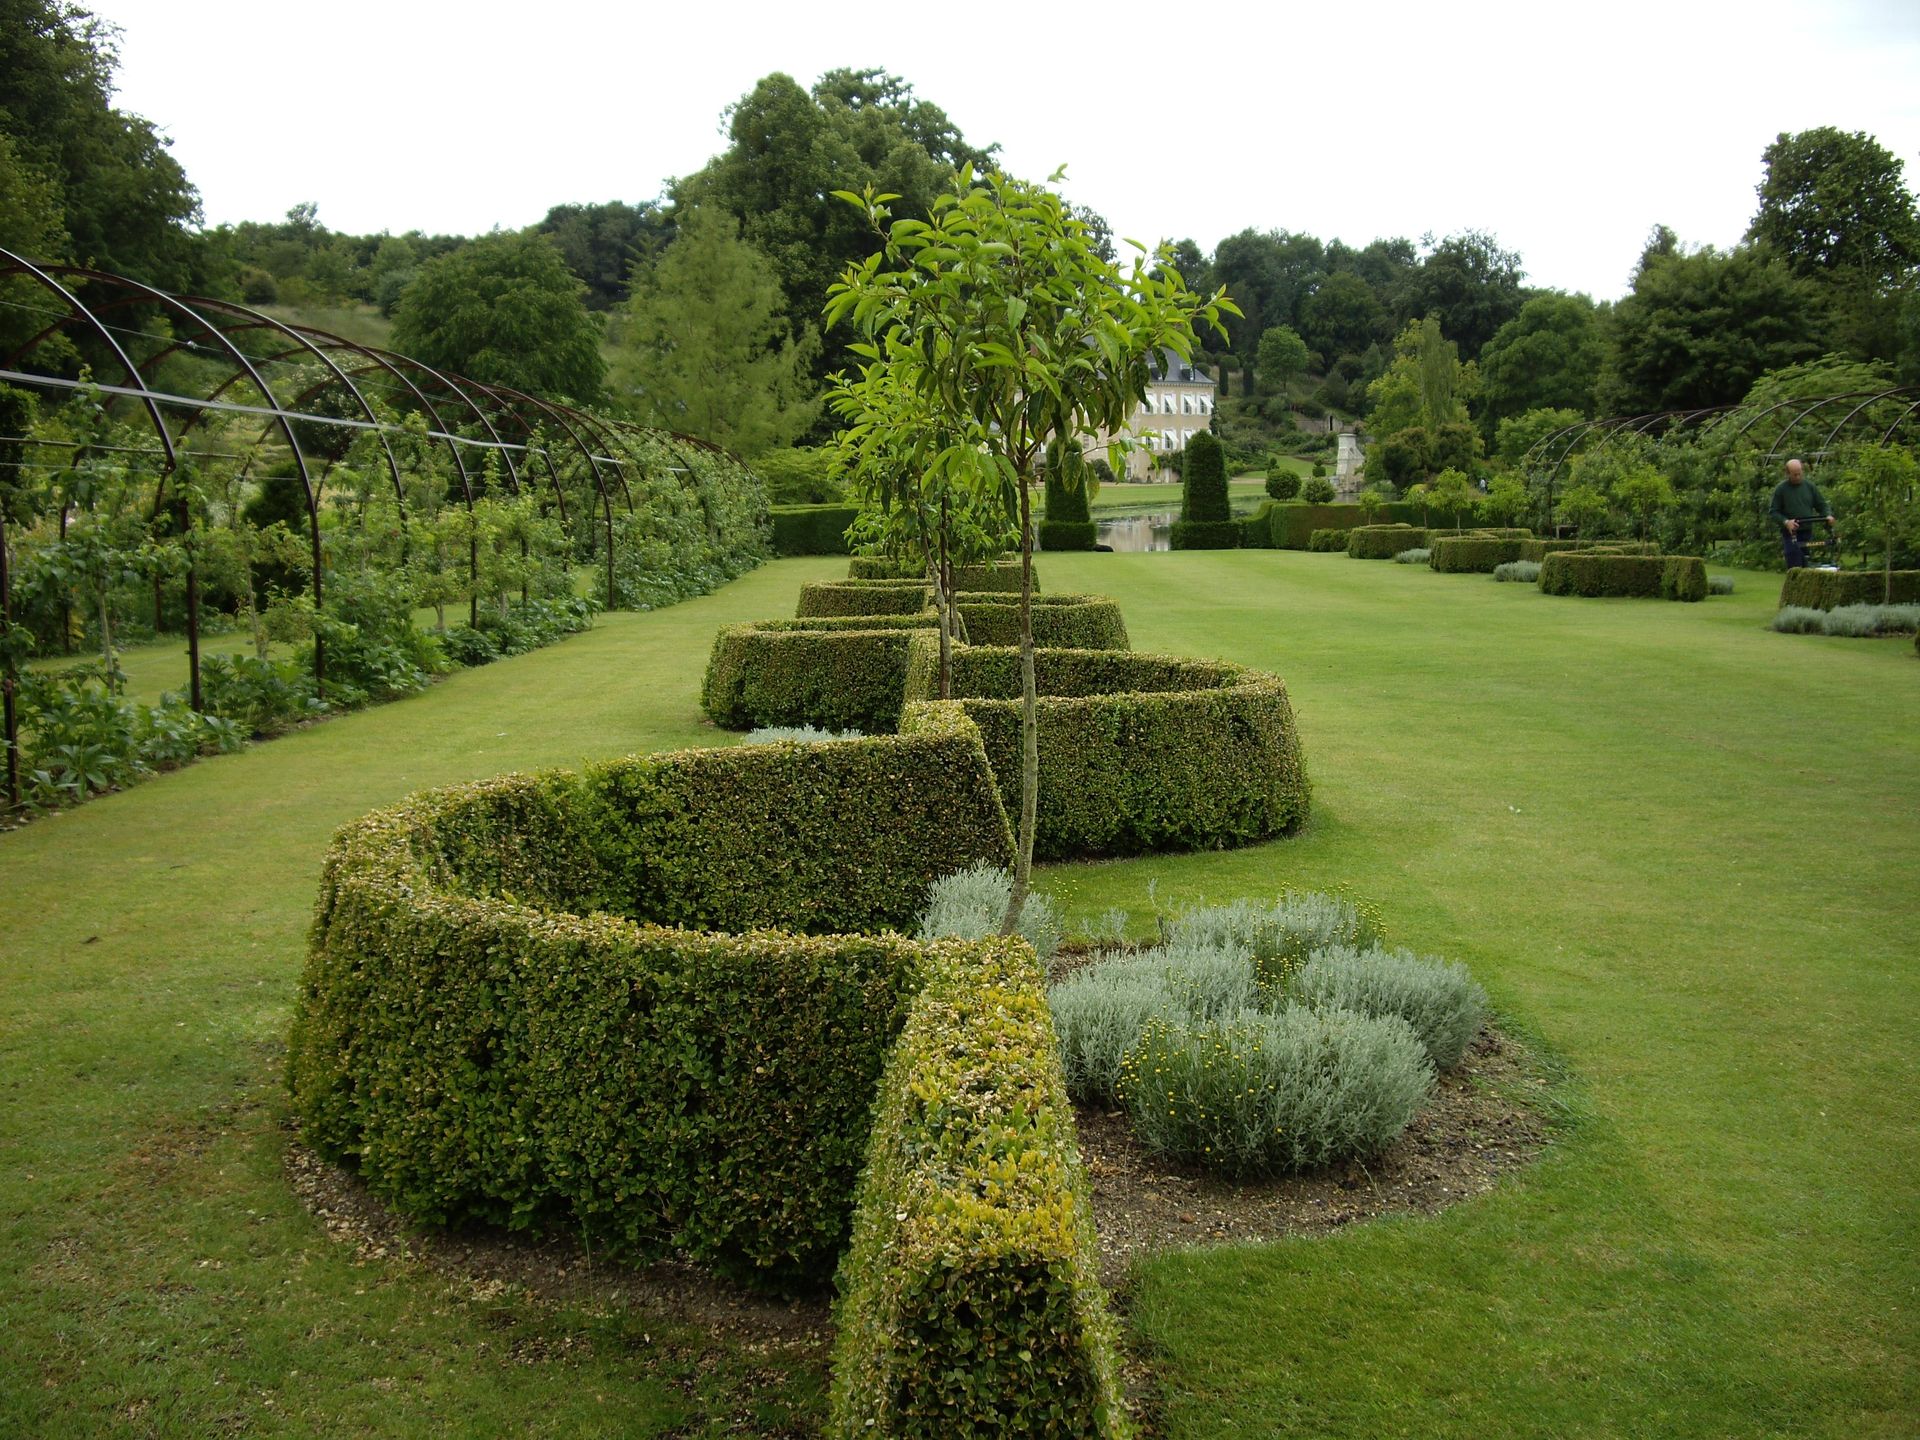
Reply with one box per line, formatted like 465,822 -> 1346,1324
287,726 -> 1014,1288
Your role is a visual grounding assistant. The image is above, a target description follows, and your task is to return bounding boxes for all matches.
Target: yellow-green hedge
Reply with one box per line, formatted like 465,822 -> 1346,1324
771,504 -> 859,556
828,937 -> 1128,1438
901,639 -> 1309,860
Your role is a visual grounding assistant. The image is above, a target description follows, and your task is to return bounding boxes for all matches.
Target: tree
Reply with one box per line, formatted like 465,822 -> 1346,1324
1832,444 -> 1920,601
1301,271 -> 1384,363
1394,231 -> 1525,355
1477,293 -> 1604,427
608,207 -> 819,455
1495,406 -> 1586,472
532,200 -> 671,311
1614,465 -> 1676,539
391,233 -> 605,403
1479,473 -> 1529,527
1257,326 -> 1310,405
1426,468 -> 1475,529
1749,129 -> 1920,289
1598,244 -> 1825,414
1557,483 -> 1609,537
828,167 -> 1233,930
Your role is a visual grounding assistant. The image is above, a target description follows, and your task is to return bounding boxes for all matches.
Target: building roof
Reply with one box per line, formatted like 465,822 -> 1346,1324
1148,348 -> 1214,387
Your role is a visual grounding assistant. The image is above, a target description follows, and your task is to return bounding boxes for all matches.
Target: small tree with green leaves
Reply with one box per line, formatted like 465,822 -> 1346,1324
1834,443 -> 1920,601
1257,325 -> 1310,407
1427,467 -> 1476,531
1479,473 -> 1530,528
1614,464 -> 1677,540
828,166 -> 1235,929
1558,483 -> 1610,537
1302,475 -> 1335,504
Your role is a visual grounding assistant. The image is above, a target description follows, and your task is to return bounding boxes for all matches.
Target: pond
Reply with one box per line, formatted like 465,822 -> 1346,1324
1095,513 -> 1177,552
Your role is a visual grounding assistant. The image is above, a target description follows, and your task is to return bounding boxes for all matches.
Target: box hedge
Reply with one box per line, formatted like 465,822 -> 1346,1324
901,640 -> 1310,860
771,504 -> 859,556
1347,524 -> 1427,559
1539,552 -> 1709,601
1308,527 -> 1351,552
1777,568 -> 1920,610
1169,518 -> 1241,550
956,594 -> 1132,651
1039,520 -> 1099,551
1429,536 -> 1529,573
1235,504 -> 1277,549
702,623 -> 922,732
1264,500 -> 1474,549
287,728 -> 1015,1289
848,557 -> 1030,592
797,579 -> 933,618
828,935 -> 1127,1438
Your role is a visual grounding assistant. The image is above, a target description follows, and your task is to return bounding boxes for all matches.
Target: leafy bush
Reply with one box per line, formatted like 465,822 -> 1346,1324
1164,891 -> 1382,992
198,653 -> 327,734
1294,944 -> 1489,1071
438,625 -> 500,667
1302,476 -> 1336,504
1347,524 -> 1426,559
902,641 -> 1310,860
1430,536 -> 1528,573
702,623 -> 922,732
754,447 -> 842,505
770,504 -> 859,556
1169,519 -> 1241,550
14,665 -> 246,811
1539,552 -> 1708,601
289,725 -> 1016,1288
1777,568 -> 1920,610
1119,1006 -> 1433,1176
1307,527 -> 1350,552
1266,470 -> 1301,500
829,937 -> 1127,1438
1050,943 -> 1259,1105
1493,560 -> 1542,583
1709,575 -> 1735,596
916,863 -> 1061,966
1394,547 -> 1431,564
1770,603 -> 1920,636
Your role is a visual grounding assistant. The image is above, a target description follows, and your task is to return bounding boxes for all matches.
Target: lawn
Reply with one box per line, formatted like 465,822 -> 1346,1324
1091,476 -> 1277,518
3,552 -> 1915,1437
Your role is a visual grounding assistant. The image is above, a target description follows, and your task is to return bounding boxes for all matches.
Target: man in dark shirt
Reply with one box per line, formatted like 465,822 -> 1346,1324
1769,458 -> 1836,569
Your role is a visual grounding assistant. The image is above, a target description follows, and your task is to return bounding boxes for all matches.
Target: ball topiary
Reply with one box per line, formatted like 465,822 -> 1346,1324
1266,471 -> 1302,501
1302,476 -> 1336,504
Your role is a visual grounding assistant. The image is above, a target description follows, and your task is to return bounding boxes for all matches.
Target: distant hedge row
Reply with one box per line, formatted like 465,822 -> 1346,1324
828,937 -> 1125,1437
771,504 -> 859,556
288,730 -> 1014,1288
1264,500 -> 1474,549
1539,552 -> 1708,601
902,639 -> 1310,861
1778,568 -> 1920,610
1348,524 -> 1427,559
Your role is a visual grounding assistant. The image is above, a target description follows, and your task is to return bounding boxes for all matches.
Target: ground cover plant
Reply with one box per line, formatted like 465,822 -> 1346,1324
1771,602 -> 1920,636
3,552 -> 1916,1437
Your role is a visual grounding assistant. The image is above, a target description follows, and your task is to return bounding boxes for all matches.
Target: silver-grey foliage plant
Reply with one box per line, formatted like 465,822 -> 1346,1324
1294,944 -> 1489,1071
918,863 -> 1061,965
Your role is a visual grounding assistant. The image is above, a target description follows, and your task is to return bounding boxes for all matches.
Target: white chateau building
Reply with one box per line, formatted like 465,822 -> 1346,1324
1090,348 -> 1217,480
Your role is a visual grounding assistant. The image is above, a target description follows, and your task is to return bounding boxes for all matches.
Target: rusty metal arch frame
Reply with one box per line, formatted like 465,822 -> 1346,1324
1815,387 -> 1920,455
477,386 -> 631,606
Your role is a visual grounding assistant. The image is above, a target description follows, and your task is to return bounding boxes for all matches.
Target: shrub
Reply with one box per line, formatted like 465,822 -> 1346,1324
1429,536 -> 1528,573
1236,505 -> 1277,549
796,579 -> 931,618
1347,524 -> 1426,559
1294,945 -> 1489,1071
1518,538 -> 1603,562
702,623 -> 923,732
1394,547 -> 1431,564
1165,891 -> 1382,992
901,642 -> 1310,861
917,862 -> 1062,967
1266,471 -> 1301,500
771,504 -> 858,556
1169,518 -> 1241,550
1538,552 -> 1708,601
755,448 -> 842,505
1709,575 -> 1735,596
1777,568 -> 1920,610
1493,560 -> 1541,583
955,594 -> 1131,650
1040,521 -> 1099,551
829,938 -> 1127,1438
1771,603 -> 1920,636
288,728 -> 1018,1288
847,557 -> 1028,593
1308,527 -> 1351,552
1181,431 -> 1230,523
1118,1006 -> 1433,1176
1302,476 -> 1336,504
1049,960 -> 1180,1105
743,725 -> 862,743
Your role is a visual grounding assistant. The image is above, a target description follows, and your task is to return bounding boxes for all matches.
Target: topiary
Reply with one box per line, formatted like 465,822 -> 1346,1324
1180,431 -> 1229,523
1302,476 -> 1335,504
1266,471 -> 1301,501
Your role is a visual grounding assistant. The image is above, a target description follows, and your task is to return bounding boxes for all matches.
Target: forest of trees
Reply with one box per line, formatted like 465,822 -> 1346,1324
5,0 -> 1918,471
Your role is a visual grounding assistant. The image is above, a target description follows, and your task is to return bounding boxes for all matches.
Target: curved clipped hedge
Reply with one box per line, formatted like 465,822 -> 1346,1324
1308,527 -> 1350,552
902,640 -> 1309,860
957,593 -> 1131,651
771,504 -> 858,556
1348,524 -> 1426,559
702,623 -> 921,732
1430,536 -> 1528,573
1539,552 -> 1708,601
288,727 -> 1015,1287
847,557 -> 1031,592
829,937 -> 1126,1437
1778,568 -> 1920,610
797,579 -> 931,618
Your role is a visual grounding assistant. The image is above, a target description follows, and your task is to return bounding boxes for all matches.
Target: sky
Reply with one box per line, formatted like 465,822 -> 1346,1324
86,0 -> 1920,302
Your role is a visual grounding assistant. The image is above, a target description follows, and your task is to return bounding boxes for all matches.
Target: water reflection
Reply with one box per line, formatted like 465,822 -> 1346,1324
1095,512 -> 1177,552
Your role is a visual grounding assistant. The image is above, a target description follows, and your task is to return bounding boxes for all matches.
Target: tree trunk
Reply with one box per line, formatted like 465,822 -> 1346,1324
936,498 -> 952,700
98,583 -> 114,693
1001,475 -> 1039,936
1,507 -> 17,808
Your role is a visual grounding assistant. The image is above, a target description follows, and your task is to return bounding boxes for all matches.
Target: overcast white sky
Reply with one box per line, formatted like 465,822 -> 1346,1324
88,0 -> 1920,302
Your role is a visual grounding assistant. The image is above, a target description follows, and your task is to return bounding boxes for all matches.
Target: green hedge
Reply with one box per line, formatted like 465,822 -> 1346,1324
1777,568 -> 1920,610
1308,528 -> 1350,552
288,729 -> 1014,1289
957,594 -> 1131,651
1519,538 -> 1590,561
901,642 -> 1310,861
797,579 -> 932,618
848,557 -> 1029,592
702,624 -> 921,732
1347,524 -> 1427,559
1265,501 -> 1474,549
1039,521 -> 1098,552
1539,552 -> 1709,601
1236,503 -> 1277,549
1170,518 -> 1241,550
1429,536 -> 1528,573
828,937 -> 1127,1438
771,504 -> 859,556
